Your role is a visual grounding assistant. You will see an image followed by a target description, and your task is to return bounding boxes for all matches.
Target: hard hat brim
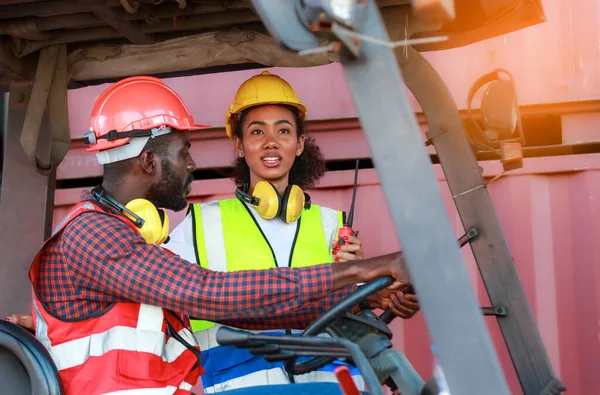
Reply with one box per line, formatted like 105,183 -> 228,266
225,101 -> 306,139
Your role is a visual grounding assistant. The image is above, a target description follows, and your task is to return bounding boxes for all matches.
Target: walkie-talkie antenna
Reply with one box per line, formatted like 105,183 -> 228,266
346,159 -> 360,227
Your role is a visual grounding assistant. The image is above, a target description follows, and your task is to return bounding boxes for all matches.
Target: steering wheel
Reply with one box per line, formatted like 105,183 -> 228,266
279,276 -> 398,376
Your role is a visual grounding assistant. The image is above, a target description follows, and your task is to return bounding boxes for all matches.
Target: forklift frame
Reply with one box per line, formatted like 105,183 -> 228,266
0,1 -> 564,394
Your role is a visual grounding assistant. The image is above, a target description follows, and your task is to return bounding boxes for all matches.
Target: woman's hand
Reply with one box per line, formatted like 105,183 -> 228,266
332,235 -> 364,262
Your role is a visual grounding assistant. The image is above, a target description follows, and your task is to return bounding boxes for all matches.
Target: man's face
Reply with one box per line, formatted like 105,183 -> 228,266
147,131 -> 195,211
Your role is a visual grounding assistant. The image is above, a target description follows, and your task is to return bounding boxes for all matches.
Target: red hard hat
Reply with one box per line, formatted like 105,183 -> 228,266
83,76 -> 209,163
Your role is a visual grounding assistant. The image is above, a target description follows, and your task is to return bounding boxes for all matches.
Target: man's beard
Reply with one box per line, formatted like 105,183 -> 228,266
147,159 -> 193,212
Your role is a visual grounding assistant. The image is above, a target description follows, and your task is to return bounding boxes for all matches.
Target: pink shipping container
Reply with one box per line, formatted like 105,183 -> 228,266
53,153 -> 600,395
52,0 -> 600,393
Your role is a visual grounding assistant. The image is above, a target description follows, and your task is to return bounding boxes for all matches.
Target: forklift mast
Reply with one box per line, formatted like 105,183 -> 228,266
0,1 -> 565,394
249,1 -> 564,394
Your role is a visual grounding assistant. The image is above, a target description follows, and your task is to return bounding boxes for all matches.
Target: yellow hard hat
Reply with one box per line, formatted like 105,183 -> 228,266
225,71 -> 307,139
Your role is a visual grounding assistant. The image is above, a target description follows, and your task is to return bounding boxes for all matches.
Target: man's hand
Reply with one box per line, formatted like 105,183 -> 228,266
331,251 -> 410,291
4,313 -> 34,331
367,289 -> 420,319
358,251 -> 410,288
331,235 -> 364,262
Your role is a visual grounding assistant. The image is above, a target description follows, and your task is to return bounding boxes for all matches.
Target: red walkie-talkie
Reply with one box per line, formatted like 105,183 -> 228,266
333,160 -> 360,257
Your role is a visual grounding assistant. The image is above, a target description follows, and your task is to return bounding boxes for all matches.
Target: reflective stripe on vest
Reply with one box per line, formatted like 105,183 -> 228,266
187,199 -> 364,392
29,201 -> 203,395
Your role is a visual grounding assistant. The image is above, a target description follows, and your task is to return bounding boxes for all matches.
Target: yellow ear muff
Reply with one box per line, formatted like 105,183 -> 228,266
281,184 -> 305,224
124,198 -> 170,245
252,181 -> 281,220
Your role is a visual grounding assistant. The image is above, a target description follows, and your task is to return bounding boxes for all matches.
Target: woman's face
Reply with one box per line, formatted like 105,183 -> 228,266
236,105 -> 304,187
235,105 -> 304,189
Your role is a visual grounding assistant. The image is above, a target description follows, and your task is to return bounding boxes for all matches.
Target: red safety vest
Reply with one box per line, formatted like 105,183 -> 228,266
29,201 -> 204,395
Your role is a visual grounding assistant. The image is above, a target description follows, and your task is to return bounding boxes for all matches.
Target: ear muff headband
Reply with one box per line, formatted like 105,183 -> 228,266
91,187 -> 170,245
235,182 -> 311,223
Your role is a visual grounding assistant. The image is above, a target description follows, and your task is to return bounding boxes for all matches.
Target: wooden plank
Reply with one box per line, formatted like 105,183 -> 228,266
0,41 -> 28,81
19,45 -> 58,171
67,30 -> 332,82
78,0 -> 153,45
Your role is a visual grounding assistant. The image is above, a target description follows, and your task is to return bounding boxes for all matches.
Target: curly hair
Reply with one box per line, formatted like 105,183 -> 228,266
232,105 -> 326,190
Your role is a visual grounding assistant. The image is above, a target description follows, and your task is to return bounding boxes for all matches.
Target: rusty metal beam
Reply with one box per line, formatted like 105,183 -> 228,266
0,82 -> 56,318
0,1 -> 87,19
123,0 -> 249,22
36,12 -> 103,31
78,1 -> 153,45
397,46 -> 565,394
140,9 -> 260,34
6,10 -> 259,52
0,2 -> 251,35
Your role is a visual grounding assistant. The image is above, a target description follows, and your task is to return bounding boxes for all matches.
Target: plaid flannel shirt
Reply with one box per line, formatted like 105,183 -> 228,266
33,191 -> 351,329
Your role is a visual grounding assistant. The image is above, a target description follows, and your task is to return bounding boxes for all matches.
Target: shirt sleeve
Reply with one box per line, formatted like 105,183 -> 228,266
61,212 -> 335,326
219,285 -> 357,329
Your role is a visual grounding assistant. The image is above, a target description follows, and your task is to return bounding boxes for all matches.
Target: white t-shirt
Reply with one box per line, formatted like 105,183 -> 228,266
244,204 -> 298,267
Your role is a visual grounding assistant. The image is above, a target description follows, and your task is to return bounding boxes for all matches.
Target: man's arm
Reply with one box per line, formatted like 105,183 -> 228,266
62,212 -> 406,325
218,285 -> 357,329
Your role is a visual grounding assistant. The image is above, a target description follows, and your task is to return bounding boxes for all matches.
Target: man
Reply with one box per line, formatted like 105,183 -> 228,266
18,76 -> 413,395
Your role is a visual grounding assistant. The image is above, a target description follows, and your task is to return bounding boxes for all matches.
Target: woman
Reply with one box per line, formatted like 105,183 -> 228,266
165,71 -> 419,393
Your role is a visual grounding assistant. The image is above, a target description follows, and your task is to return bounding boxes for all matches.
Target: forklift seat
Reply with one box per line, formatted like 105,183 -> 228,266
0,320 -> 64,395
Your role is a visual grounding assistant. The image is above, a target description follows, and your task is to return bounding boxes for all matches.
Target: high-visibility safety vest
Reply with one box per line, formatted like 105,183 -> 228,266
187,198 -> 365,393
29,201 -> 204,395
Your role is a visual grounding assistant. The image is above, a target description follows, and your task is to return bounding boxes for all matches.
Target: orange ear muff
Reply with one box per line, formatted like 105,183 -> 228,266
124,198 -> 170,245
